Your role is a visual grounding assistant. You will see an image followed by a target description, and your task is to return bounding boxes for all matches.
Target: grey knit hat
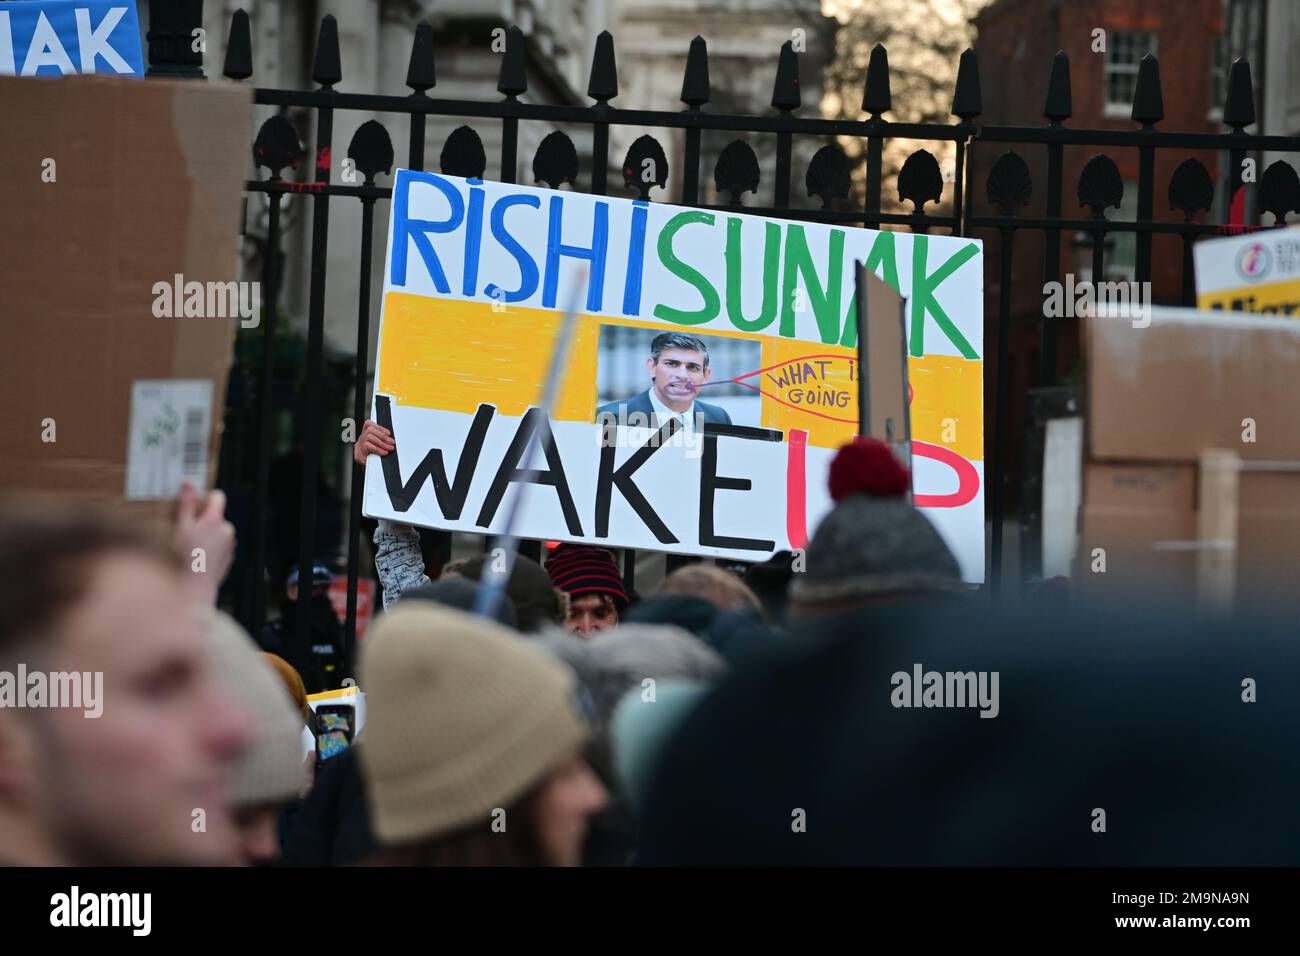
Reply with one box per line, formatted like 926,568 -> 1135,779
789,438 -> 964,607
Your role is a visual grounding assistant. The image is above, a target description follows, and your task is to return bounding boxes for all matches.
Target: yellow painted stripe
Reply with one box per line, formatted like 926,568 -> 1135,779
376,292 -> 982,457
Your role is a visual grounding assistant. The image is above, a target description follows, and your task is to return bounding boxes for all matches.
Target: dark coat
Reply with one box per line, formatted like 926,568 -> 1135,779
596,389 -> 732,427
278,745 -> 376,866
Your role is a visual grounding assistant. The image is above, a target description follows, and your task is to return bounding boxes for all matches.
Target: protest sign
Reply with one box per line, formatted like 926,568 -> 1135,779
1194,224 -> 1300,315
365,171 -> 985,581
0,0 -> 143,77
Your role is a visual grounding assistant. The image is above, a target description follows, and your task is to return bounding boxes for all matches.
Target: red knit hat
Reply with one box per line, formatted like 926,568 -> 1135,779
546,543 -> 629,612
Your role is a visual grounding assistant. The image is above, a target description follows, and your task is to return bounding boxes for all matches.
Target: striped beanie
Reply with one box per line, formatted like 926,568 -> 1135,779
545,543 -> 629,612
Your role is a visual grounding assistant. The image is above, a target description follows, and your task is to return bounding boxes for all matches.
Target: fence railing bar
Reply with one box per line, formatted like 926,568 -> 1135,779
966,216 -> 1267,235
345,192 -> 378,647
250,88 -> 977,140
249,191 -> 282,638
977,127 -> 1300,151
294,15 -> 340,649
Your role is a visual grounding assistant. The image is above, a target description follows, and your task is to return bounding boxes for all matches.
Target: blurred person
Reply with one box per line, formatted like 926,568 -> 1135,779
742,550 -> 798,623
546,543 -> 628,636
206,611 -> 308,865
534,624 -> 726,864
636,599 -> 1300,865
360,603 -> 607,866
787,437 -> 965,615
595,332 -> 732,430
627,592 -> 782,665
0,505 -> 252,865
281,575 -> 523,866
535,624 -> 725,732
441,557 -> 470,577
280,742 -> 374,866
259,561 -> 351,695
610,680 -> 709,820
402,576 -> 519,628
260,651 -> 318,765
657,563 -> 762,613
451,554 -> 566,633
624,594 -> 719,638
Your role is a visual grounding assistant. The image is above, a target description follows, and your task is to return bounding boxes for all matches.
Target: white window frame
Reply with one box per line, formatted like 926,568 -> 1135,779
1103,31 -> 1158,119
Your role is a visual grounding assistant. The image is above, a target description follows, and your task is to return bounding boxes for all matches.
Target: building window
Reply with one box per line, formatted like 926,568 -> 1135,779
1209,33 -> 1227,119
1104,32 -> 1157,117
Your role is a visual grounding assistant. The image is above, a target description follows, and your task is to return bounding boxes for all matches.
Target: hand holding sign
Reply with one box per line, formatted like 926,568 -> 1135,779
355,420 -> 395,465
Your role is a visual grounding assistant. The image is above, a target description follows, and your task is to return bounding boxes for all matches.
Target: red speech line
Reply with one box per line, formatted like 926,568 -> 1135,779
708,353 -> 917,425
786,429 -> 810,551
911,440 -> 980,509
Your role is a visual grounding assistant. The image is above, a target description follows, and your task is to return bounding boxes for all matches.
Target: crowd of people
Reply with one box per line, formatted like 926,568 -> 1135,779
1,429 -> 1297,867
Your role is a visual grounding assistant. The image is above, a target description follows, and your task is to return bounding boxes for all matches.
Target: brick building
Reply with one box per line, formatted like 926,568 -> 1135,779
969,0 -> 1227,514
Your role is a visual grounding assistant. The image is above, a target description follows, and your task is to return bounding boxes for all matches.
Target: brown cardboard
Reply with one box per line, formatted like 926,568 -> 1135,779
1086,308 -> 1300,463
856,263 -> 909,443
1077,307 -> 1300,608
0,76 -> 252,535
1076,462 -> 1300,606
1075,463 -> 1197,598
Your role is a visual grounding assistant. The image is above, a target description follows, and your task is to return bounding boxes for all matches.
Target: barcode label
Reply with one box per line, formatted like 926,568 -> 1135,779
126,380 -> 214,500
182,408 -> 206,480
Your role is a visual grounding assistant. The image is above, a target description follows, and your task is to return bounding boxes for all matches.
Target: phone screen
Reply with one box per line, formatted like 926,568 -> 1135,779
315,705 -> 354,762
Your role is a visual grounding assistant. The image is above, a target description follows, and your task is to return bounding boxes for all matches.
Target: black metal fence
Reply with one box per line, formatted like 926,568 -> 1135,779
142,4 -> 1300,643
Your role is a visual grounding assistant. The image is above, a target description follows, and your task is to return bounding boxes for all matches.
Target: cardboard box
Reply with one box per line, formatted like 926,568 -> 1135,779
1086,307 -> 1300,463
0,76 -> 252,535
1077,308 -> 1300,607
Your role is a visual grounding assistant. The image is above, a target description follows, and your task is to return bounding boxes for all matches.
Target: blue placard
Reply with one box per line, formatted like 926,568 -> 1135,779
0,0 -> 144,77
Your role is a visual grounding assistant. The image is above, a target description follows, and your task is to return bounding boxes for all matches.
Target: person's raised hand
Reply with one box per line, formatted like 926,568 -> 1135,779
174,481 -> 236,606
354,419 -> 395,466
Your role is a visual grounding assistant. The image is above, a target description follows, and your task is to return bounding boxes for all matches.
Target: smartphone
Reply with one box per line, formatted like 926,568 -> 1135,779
314,704 -> 355,763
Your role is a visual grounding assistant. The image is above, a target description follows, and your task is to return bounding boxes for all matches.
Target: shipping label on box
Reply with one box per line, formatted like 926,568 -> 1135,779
125,380 -> 213,500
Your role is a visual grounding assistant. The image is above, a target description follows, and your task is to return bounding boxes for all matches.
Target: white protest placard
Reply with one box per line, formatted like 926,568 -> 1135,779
365,171 -> 986,581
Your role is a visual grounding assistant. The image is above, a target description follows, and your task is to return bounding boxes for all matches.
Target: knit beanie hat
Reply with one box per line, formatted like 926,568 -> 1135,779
358,603 -> 589,845
545,543 -> 629,612
789,438 -> 963,607
455,553 -> 562,633
205,610 -> 309,808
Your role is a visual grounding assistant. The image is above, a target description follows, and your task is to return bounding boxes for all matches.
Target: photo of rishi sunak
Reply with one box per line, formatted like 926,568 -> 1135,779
595,332 -> 733,430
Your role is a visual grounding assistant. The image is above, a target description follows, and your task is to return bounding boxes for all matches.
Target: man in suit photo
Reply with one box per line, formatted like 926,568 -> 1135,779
596,331 -> 733,431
